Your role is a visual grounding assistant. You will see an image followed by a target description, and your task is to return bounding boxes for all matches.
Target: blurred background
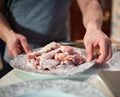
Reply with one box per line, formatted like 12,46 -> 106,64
0,0 -> 119,77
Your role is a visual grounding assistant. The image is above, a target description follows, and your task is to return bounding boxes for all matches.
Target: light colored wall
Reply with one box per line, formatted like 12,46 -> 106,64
111,0 -> 120,41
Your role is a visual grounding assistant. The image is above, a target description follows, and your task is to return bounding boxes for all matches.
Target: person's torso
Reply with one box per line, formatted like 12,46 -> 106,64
6,0 -> 72,44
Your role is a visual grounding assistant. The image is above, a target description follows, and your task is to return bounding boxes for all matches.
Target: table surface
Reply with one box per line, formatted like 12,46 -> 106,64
0,69 -> 115,97
0,39 -> 120,97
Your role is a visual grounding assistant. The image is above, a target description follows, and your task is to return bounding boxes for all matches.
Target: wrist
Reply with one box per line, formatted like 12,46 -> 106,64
3,30 -> 16,43
86,20 -> 102,30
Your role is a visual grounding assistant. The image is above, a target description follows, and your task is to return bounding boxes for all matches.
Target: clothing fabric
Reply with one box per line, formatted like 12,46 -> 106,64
6,0 -> 72,44
4,0 -> 72,62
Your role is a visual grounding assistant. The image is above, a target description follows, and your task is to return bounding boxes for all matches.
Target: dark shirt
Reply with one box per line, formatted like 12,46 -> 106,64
6,0 -> 72,44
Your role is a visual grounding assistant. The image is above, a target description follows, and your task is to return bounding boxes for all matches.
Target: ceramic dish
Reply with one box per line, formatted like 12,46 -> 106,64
9,48 -> 96,76
0,80 -> 107,97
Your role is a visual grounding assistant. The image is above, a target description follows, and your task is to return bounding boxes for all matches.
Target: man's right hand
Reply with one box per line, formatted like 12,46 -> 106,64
6,33 -> 31,57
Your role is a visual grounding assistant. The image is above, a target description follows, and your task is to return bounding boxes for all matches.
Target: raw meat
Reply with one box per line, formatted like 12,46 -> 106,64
27,42 -> 85,70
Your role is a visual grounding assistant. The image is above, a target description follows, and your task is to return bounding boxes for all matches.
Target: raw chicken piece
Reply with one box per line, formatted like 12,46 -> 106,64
27,42 -> 86,70
27,57 -> 59,70
60,54 -> 85,66
38,58 -> 59,70
27,52 -> 41,60
60,46 -> 78,55
27,42 -> 61,58
60,45 -> 84,56
40,48 -> 61,59
39,41 -> 61,53
27,56 -> 40,69
54,52 -> 68,61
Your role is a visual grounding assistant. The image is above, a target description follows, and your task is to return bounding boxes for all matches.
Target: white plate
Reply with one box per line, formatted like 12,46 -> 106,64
0,80 -> 107,97
9,48 -> 96,76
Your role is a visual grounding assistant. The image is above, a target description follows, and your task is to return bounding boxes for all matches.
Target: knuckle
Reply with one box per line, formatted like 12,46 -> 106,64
21,37 -> 27,42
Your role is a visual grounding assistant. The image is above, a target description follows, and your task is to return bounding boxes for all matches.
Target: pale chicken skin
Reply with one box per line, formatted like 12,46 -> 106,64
27,42 -> 86,70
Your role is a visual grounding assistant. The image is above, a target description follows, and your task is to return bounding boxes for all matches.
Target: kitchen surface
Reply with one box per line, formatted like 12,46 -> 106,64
0,0 -> 120,97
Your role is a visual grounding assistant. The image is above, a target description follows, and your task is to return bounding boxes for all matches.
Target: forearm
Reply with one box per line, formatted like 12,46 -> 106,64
0,12 -> 15,43
77,0 -> 103,30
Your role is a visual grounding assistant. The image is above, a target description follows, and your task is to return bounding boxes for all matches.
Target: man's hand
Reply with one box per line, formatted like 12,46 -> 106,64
84,24 -> 112,64
6,33 -> 31,57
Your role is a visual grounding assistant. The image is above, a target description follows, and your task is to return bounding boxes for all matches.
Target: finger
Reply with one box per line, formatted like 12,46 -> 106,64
96,42 -> 108,64
20,38 -> 31,54
85,43 -> 93,62
10,48 -> 21,57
